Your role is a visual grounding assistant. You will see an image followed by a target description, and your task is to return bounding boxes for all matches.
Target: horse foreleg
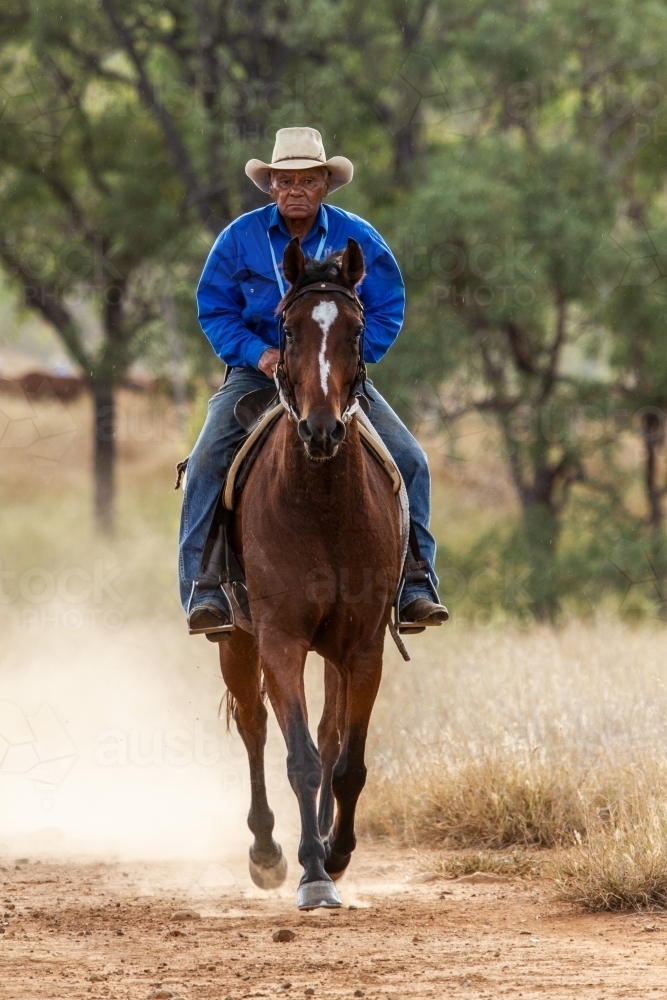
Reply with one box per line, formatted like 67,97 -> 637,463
317,660 -> 344,839
261,636 -> 341,910
219,631 -> 287,890
324,641 -> 383,880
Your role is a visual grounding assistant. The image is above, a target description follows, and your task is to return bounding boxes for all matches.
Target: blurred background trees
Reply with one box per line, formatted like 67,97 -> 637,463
2,0 -> 667,619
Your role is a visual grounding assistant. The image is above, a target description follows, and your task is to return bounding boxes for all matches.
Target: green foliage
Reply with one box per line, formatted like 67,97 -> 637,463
3,0 -> 667,602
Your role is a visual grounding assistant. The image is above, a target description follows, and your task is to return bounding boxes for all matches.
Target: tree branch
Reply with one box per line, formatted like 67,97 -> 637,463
539,288 -> 567,402
0,242 -> 91,373
99,0 -> 216,232
505,320 -> 537,375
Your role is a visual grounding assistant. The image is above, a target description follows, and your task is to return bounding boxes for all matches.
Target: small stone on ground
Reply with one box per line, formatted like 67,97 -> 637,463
170,909 -> 201,921
273,928 -> 296,942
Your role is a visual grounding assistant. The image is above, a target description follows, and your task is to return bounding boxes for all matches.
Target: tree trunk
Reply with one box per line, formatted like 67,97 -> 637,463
639,409 -> 667,619
520,499 -> 560,622
641,409 -> 664,544
394,120 -> 423,189
505,435 -> 562,622
90,378 -> 116,536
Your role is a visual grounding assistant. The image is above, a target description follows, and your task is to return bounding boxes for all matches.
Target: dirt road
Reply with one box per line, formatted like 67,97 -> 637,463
1,845 -> 666,999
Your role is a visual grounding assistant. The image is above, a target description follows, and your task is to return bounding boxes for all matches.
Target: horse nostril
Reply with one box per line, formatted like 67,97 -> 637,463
297,419 -> 313,442
330,420 -> 346,444
299,414 -> 344,456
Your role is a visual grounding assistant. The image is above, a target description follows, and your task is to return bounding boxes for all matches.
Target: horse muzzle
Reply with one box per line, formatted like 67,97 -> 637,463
297,413 -> 346,459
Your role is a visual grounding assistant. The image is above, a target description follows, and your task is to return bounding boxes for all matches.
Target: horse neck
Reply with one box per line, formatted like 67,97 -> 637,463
279,414 -> 366,505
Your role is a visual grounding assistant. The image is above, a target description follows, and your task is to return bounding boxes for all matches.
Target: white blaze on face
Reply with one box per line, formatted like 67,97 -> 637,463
311,299 -> 338,396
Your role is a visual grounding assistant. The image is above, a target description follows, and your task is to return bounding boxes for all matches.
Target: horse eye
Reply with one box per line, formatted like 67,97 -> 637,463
284,329 -> 293,340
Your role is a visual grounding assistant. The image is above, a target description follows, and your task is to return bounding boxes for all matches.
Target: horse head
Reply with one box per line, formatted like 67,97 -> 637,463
278,237 -> 366,460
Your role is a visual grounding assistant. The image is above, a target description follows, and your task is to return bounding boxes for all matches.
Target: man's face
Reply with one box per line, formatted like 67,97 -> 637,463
269,168 -> 330,219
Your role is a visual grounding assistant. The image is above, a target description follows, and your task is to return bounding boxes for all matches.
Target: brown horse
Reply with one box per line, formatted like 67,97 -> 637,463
220,236 -> 402,909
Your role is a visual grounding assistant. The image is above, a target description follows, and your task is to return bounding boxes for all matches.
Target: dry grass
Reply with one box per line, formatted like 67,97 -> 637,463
552,836 -> 667,911
417,848 -> 542,880
550,798 -> 667,911
360,755 -> 587,848
360,624 -> 667,909
0,389 -> 185,619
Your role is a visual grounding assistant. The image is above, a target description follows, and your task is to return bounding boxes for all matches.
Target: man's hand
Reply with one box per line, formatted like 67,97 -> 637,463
258,348 -> 280,379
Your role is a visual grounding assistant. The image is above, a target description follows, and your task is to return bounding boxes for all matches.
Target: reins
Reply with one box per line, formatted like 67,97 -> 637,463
274,281 -> 368,423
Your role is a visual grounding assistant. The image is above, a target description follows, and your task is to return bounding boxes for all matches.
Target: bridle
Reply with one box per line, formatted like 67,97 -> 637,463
274,281 -> 368,423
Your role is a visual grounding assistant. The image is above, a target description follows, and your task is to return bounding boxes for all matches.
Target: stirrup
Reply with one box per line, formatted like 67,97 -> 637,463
194,511 -> 251,631
187,588 -> 236,636
395,618 -> 426,636
188,620 -> 235,637
393,577 -> 424,634
393,578 -> 450,634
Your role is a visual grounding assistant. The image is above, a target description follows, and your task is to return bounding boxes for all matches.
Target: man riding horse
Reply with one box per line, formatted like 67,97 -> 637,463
180,127 -> 448,638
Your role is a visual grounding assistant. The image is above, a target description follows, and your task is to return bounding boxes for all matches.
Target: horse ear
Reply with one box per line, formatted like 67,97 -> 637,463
283,237 -> 305,286
341,238 -> 365,287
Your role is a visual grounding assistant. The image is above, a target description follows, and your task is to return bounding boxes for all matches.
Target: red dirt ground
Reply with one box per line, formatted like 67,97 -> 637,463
1,844 -> 666,1000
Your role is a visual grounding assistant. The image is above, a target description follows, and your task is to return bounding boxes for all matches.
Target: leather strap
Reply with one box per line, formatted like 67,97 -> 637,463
285,281 -> 360,307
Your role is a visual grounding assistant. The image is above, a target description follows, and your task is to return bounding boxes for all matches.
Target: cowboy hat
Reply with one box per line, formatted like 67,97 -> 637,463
245,127 -> 354,194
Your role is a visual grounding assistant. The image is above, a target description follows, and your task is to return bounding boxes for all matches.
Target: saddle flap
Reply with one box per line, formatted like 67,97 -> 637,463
223,404 -> 284,510
234,386 -> 279,432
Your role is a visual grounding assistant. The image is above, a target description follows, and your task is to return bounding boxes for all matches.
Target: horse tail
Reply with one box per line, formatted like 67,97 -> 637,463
224,670 -> 267,731
225,690 -> 237,731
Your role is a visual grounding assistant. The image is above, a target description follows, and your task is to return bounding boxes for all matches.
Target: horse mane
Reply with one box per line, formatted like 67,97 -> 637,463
277,251 -> 347,313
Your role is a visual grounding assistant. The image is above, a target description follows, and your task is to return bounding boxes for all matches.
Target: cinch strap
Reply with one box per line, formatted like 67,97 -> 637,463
267,207 -> 328,296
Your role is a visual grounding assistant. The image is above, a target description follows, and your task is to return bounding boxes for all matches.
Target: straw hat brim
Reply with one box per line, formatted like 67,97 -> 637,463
245,155 -> 353,194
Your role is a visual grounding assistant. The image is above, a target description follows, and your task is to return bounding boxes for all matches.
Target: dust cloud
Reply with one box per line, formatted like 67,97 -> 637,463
0,388 -> 307,872
0,618 -> 305,866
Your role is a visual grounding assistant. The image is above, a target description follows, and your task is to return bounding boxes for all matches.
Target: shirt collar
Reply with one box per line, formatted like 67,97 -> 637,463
268,203 -> 328,243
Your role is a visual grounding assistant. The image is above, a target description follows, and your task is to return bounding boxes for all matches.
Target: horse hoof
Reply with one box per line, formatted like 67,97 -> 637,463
248,847 -> 288,890
297,879 -> 342,911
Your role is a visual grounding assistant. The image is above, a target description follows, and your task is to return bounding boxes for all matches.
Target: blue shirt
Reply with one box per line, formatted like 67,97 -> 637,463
196,203 -> 405,370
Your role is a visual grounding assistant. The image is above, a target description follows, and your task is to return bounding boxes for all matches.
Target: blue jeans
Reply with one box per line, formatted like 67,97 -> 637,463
179,368 -> 439,614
